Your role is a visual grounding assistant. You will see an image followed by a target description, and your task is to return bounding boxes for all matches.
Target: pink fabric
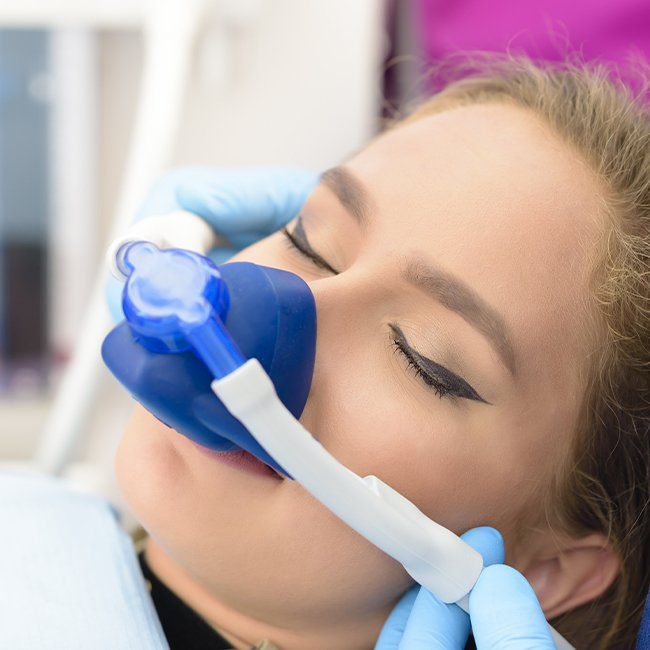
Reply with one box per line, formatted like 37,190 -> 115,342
414,0 -> 650,81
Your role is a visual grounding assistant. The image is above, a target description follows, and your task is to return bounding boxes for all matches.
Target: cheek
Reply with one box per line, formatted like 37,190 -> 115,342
302,340 -> 538,538
116,406 -> 413,620
302,345 -> 460,518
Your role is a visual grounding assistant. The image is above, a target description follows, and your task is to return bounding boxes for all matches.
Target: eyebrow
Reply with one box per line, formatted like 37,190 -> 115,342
319,165 -> 517,377
321,167 -> 370,226
404,258 -> 517,376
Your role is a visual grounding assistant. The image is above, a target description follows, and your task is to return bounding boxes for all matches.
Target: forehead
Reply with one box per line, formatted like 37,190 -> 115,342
344,103 -> 605,387
349,103 -> 603,242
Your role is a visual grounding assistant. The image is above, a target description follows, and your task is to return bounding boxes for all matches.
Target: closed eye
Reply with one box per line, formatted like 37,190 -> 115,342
281,217 -> 340,275
281,219 -> 489,405
389,324 -> 490,404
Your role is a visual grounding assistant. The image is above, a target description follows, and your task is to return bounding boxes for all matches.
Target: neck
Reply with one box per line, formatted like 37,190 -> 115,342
144,537 -> 391,649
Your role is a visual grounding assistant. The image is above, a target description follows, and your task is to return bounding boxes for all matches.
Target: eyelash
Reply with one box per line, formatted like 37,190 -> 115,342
281,224 -> 338,275
390,334 -> 453,400
280,224 -> 474,402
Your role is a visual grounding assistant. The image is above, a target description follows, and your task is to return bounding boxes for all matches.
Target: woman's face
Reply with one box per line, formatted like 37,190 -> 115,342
117,104 -> 605,646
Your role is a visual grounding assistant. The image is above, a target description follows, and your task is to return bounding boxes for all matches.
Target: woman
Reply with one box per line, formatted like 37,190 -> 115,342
116,56 -> 650,649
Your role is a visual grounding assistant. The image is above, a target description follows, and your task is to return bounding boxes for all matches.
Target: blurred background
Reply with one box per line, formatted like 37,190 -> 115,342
0,0 -> 647,508
0,0 -> 392,506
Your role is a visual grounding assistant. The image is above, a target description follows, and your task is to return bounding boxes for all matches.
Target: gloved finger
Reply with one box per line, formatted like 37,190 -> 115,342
374,527 -> 504,650
461,526 -> 505,567
374,587 -> 419,650
396,588 -> 469,650
469,565 -> 555,650
133,167 -> 209,221
176,167 -> 319,236
396,527 -> 505,650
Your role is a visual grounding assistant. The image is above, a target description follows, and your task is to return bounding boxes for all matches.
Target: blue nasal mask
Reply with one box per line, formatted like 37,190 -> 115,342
100,213 -> 571,649
102,241 -> 316,477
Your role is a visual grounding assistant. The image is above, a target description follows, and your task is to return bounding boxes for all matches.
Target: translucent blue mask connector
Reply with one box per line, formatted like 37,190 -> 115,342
115,240 -> 245,376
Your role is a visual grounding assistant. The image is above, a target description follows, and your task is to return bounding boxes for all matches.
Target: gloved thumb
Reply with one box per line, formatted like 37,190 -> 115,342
469,564 -> 556,649
176,167 -> 319,236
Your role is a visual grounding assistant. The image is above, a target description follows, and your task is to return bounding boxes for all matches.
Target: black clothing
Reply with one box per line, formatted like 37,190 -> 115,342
138,550 -> 234,650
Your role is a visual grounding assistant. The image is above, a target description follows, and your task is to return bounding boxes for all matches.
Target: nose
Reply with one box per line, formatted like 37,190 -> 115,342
298,267 -> 382,427
306,265 -> 380,347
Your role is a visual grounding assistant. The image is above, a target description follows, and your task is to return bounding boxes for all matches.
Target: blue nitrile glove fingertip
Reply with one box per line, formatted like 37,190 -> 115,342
374,526 -> 507,650
176,167 -> 320,237
470,565 -> 556,649
132,166 -> 208,221
374,586 -> 419,650
263,168 -> 320,229
399,587 -> 471,649
176,184 -> 222,224
461,526 -> 505,567
389,526 -> 502,649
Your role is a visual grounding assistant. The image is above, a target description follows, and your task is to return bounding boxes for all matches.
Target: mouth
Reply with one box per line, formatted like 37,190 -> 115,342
191,442 -> 284,480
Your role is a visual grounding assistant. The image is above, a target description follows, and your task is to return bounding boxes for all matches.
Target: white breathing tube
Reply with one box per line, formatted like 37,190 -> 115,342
212,359 -> 573,650
212,360 -> 484,602
110,213 -> 574,649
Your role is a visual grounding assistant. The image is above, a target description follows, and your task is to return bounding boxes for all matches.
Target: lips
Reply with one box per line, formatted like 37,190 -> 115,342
194,443 -> 284,480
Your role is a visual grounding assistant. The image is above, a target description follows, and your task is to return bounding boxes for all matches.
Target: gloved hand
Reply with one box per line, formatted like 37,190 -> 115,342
375,527 -> 555,649
105,167 -> 319,321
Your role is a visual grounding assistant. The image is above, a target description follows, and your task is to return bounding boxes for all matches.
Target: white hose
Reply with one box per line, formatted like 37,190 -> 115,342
212,359 -> 485,605
212,359 -> 575,648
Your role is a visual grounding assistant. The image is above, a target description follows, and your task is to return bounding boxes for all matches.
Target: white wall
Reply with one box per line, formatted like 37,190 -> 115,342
98,0 -> 386,237
177,0 -> 385,167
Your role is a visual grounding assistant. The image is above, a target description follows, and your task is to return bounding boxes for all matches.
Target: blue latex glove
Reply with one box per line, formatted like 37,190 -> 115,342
375,527 -> 555,649
105,166 -> 319,321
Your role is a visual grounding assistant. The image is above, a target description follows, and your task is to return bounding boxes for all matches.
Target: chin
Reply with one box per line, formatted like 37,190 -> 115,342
115,405 -> 282,539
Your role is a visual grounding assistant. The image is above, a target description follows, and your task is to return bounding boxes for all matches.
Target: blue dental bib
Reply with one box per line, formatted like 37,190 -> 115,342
101,244 -> 316,477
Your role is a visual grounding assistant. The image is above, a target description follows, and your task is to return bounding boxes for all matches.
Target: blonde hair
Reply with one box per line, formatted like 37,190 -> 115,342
400,55 -> 650,649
